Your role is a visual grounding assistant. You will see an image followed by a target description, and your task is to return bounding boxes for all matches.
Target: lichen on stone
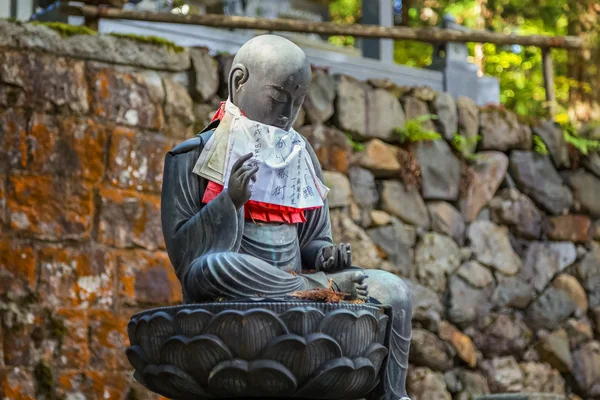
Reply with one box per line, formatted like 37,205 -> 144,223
29,21 -> 97,37
108,33 -> 185,53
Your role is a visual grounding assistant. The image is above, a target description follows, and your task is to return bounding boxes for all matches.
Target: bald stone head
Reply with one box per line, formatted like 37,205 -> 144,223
228,34 -> 311,131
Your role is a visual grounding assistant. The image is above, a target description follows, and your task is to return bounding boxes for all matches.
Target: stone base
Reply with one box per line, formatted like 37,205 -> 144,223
473,394 -> 566,400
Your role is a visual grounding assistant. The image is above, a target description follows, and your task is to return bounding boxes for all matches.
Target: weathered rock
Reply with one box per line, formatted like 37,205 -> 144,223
481,356 -> 524,393
491,275 -> 536,309
215,53 -> 234,99
457,261 -> 494,289
433,92 -> 458,140
544,215 -> 591,243
410,329 -> 455,371
563,170 -> 600,217
536,328 -> 573,373
469,313 -> 533,358
590,219 -> 600,241
412,86 -> 438,102
447,275 -> 494,326
370,210 -> 392,227
480,108 -> 530,151
348,166 -> 378,227
0,50 -> 88,113
304,69 -> 336,124
0,21 -> 190,71
509,151 -> 573,215
366,88 -> 405,141
407,367 -> 452,400
520,242 -> 577,293
357,139 -> 401,177
564,318 -> 594,349
402,96 -> 436,131
0,241 -> 35,299
574,245 -> 600,308
190,47 -> 219,101
414,139 -> 461,201
193,103 -> 216,132
460,152 -> 509,222
408,279 -> 444,332
0,367 -> 36,399
533,120 -> 570,168
468,221 -> 522,276
330,209 -> 381,270
163,78 -> 195,138
367,218 -> 415,274
583,151 -> 600,178
428,201 -> 466,246
519,362 -> 566,394
456,96 -> 479,156
552,274 -> 588,315
88,65 -> 165,130
415,233 -> 462,293
88,310 -> 130,370
299,124 -> 351,174
439,321 -> 478,368
334,75 -> 367,137
571,341 -> 600,397
379,180 -> 431,229
525,286 -> 578,331
322,171 -> 352,208
456,370 -> 490,400
490,188 -> 543,240
444,369 -> 463,393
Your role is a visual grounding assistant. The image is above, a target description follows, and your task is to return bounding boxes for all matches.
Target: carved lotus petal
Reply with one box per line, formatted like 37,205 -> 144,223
160,334 -> 233,385
205,309 -> 288,360
377,314 -> 389,344
135,312 -> 176,364
295,357 -> 376,399
319,310 -> 378,357
126,344 -> 148,373
364,342 -> 388,373
127,319 -> 137,342
280,307 -> 325,336
260,333 -> 342,384
143,365 -> 213,400
175,309 -> 214,337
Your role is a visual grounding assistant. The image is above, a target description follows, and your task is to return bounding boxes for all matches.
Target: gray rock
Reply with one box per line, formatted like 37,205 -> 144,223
402,96 -> 436,131
571,341 -> 600,397
459,152 -> 509,222
299,124 -> 351,174
407,279 -> 444,332
215,53 -> 234,99
412,86 -> 438,102
520,242 -> 577,293
193,103 -> 216,132
358,139 -> 401,178
367,217 -> 416,268
322,171 -> 352,208
414,140 -> 461,201
563,169 -> 600,217
469,313 -> 533,358
480,108 -> 530,151
366,88 -> 405,141
525,286 -> 577,331
447,275 -> 494,326
415,233 -> 462,293
410,329 -> 455,371
519,362 -> 565,394
509,151 -> 573,216
334,75 -> 366,138
563,318 -> 594,349
428,201 -> 466,246
583,151 -> 600,178
330,210 -> 380,269
481,356 -> 524,393
370,210 -> 392,227
434,93 -> 458,141
190,47 -> 219,101
491,275 -> 536,309
457,261 -> 494,288
407,367 -> 452,400
456,96 -> 480,156
303,69 -> 336,124
535,328 -> 573,373
532,120 -> 570,168
379,180 -> 431,229
0,21 -> 191,71
163,78 -> 195,139
552,274 -> 588,315
444,370 -> 463,393
575,245 -> 600,308
348,166 -> 378,227
468,221 -> 522,276
490,188 -> 542,240
456,370 -> 490,400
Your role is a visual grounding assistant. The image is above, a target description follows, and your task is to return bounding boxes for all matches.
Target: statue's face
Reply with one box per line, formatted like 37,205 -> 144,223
230,57 -> 311,131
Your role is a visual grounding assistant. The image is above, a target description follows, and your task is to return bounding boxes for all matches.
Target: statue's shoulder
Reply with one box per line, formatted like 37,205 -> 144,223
168,121 -> 219,156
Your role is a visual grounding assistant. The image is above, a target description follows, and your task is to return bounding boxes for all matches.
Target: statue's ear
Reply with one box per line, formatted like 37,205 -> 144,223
228,63 -> 249,100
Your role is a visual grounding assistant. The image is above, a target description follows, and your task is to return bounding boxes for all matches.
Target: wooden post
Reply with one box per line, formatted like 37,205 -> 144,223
542,47 -> 556,120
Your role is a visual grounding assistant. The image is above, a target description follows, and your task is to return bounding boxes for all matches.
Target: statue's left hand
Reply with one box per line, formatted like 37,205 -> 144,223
316,243 -> 352,272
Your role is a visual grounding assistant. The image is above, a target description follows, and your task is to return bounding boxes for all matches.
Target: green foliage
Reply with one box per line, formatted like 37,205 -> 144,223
29,21 -> 97,37
559,121 -> 600,154
328,0 -> 362,47
395,115 -> 442,143
532,135 -> 549,155
346,133 -> 365,152
451,134 -> 481,153
109,33 -> 185,53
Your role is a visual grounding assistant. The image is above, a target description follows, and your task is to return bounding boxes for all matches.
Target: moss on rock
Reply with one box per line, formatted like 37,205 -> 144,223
29,21 -> 97,37
108,33 -> 185,53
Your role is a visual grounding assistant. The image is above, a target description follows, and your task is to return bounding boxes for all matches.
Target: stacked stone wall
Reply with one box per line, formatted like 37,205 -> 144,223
0,21 -> 599,400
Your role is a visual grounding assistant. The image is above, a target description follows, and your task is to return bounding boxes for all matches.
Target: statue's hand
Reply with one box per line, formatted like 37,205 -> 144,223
226,152 -> 259,209
317,243 -> 352,272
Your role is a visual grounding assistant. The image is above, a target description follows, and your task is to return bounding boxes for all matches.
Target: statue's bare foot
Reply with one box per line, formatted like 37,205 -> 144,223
328,270 -> 368,301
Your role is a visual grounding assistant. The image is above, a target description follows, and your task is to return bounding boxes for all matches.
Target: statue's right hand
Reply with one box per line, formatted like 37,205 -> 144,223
226,152 -> 259,209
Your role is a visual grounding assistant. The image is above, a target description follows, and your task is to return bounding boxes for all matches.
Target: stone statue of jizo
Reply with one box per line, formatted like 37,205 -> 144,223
161,34 -> 412,400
